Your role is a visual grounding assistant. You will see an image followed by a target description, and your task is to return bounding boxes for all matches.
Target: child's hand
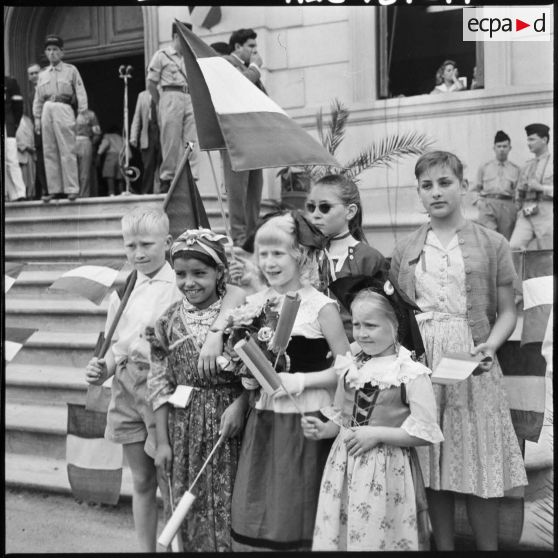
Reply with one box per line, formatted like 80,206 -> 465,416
344,426 -> 380,457
85,357 -> 107,385
197,331 -> 223,379
219,398 -> 247,438
301,416 -> 326,440
154,443 -> 172,477
470,343 -> 495,375
228,259 -> 246,285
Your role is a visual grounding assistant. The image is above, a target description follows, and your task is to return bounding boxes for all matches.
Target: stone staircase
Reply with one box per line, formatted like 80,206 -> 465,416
4,194 -> 240,499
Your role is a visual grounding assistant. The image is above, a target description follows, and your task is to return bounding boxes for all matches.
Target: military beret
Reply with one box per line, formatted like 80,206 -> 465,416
172,21 -> 192,35
44,35 -> 63,49
525,123 -> 550,138
494,130 -> 510,144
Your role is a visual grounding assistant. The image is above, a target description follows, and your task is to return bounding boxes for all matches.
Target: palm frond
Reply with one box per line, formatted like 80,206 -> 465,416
530,475 -> 554,548
315,98 -> 350,157
343,131 -> 434,181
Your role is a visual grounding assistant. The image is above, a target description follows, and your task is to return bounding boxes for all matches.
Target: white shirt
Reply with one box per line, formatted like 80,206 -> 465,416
105,262 -> 181,364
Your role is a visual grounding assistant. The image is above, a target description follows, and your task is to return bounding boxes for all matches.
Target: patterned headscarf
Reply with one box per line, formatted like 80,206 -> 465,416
170,228 -> 231,267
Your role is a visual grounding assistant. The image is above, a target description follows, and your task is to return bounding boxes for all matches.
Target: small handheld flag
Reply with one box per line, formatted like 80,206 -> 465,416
5,327 -> 37,361
48,263 -> 124,305
270,291 -> 301,358
234,336 -> 306,415
234,336 -> 283,396
158,434 -> 225,547
5,262 -> 26,293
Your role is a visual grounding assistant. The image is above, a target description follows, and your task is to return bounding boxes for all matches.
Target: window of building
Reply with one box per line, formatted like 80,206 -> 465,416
377,4 -> 483,99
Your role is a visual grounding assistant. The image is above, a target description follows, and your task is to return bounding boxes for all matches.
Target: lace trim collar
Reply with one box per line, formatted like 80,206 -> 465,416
333,346 -> 430,390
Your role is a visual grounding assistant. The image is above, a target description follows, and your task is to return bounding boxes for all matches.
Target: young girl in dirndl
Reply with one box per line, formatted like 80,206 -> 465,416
302,274 -> 443,551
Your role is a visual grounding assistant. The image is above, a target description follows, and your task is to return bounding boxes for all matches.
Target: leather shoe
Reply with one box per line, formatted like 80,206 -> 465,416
160,180 -> 171,194
42,194 -> 53,203
68,193 -> 78,201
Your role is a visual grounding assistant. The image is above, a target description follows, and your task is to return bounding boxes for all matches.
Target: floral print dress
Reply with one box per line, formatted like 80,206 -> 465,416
313,347 -> 443,551
147,298 -> 243,552
414,232 -> 528,497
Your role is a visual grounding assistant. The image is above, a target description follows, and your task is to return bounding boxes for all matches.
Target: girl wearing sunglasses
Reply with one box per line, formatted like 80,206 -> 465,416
306,174 -> 387,341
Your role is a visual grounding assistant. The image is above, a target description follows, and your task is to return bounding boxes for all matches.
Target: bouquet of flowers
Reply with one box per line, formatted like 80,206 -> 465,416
221,295 -> 289,377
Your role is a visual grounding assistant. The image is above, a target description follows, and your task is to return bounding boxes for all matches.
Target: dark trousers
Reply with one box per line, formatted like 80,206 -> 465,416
140,123 -> 161,194
33,132 -> 48,199
222,152 -> 263,247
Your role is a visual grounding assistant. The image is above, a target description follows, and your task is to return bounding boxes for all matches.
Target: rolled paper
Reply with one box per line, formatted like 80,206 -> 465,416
234,337 -> 283,396
270,292 -> 301,354
157,491 -> 196,548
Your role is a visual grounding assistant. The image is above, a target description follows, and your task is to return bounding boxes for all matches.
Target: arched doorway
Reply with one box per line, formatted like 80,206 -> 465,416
4,5 -> 157,130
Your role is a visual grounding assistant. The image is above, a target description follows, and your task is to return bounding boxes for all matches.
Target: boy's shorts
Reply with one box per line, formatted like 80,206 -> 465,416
105,358 -> 156,459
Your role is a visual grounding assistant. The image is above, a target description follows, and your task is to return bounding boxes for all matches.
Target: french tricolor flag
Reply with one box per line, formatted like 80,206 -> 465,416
5,262 -> 25,293
5,327 -> 37,361
174,21 -> 339,172
498,249 -> 553,443
48,263 -> 124,305
188,6 -> 221,30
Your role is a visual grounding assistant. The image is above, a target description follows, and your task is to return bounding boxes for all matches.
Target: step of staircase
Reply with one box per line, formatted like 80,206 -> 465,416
6,403 -> 74,461
6,299 -> 108,332
6,364 -> 88,406
11,331 -> 98,368
5,208 -> 231,237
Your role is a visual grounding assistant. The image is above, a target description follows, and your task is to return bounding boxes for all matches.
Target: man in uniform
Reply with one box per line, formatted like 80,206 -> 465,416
147,22 -> 199,193
33,35 -> 88,202
474,130 -> 520,240
510,123 -> 553,250
223,28 -> 266,247
27,63 -> 48,199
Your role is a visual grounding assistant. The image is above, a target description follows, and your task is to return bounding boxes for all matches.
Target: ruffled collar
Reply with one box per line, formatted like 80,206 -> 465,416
333,346 -> 430,391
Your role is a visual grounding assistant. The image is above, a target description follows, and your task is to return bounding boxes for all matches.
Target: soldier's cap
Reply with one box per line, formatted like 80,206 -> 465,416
44,35 -> 64,49
525,123 -> 550,138
494,130 -> 510,144
172,21 -> 192,35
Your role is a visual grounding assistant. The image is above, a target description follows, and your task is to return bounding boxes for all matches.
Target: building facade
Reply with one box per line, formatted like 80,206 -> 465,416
4,4 -> 553,253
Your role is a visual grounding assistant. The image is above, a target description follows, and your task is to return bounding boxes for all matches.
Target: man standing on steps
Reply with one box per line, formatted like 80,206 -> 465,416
27,63 -> 48,200
474,130 -> 520,240
510,123 -> 553,250
222,28 -> 266,248
147,22 -> 199,193
33,35 -> 88,203
130,80 -> 161,194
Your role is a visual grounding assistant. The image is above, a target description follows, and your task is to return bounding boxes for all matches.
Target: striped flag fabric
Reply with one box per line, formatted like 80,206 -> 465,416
188,6 -> 221,29
163,159 -> 210,240
234,336 -> 282,396
66,403 -> 123,505
174,21 -> 340,172
5,326 -> 37,361
498,249 -> 553,443
5,262 -> 25,293
48,262 -> 124,305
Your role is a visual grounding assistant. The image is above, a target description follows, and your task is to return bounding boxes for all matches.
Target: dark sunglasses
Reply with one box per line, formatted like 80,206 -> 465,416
305,202 -> 344,214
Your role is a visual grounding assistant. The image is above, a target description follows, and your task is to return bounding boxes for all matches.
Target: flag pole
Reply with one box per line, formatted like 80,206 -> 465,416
163,144 -> 193,212
97,269 -> 138,359
206,152 -> 236,261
